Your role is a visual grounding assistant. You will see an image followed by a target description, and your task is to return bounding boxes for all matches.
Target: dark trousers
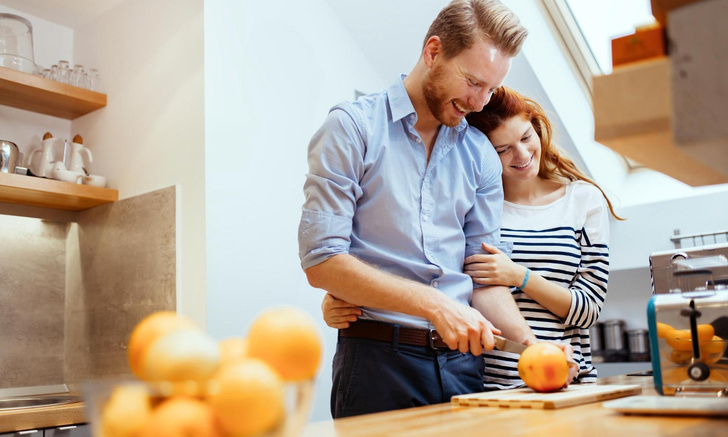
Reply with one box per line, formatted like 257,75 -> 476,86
331,335 -> 485,418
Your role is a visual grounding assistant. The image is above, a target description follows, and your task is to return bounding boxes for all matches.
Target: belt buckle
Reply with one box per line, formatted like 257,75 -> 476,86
428,328 -> 448,350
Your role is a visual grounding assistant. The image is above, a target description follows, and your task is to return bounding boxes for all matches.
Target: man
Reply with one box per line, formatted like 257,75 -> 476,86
299,0 -> 536,418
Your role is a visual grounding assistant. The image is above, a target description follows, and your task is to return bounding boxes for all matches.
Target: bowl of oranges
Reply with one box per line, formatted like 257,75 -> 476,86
656,322 -> 727,365
84,306 -> 322,437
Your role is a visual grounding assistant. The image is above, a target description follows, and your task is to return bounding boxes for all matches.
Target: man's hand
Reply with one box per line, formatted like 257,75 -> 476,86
427,297 -> 501,356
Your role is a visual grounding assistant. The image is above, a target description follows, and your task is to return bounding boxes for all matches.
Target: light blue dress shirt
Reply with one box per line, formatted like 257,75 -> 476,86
299,75 -> 506,329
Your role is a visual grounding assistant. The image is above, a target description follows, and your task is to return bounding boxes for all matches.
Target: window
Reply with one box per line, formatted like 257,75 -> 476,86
541,0 -> 654,170
541,0 -> 655,94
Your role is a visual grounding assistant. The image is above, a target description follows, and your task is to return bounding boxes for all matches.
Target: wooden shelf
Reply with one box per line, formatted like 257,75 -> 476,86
0,66 -> 106,119
593,58 -> 728,187
0,172 -> 118,211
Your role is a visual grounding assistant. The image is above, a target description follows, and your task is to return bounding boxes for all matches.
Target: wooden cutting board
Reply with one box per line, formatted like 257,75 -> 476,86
452,384 -> 642,409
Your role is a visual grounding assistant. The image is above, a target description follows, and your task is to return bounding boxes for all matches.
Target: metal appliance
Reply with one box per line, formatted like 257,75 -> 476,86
650,242 -> 728,294
0,139 -> 19,173
648,243 -> 728,396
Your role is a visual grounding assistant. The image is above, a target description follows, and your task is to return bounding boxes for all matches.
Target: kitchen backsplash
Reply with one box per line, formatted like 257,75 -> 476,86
0,186 -> 176,389
65,186 -> 176,385
0,216 -> 69,388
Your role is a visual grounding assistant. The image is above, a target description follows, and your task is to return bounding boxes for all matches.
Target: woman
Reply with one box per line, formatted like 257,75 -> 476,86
322,86 -> 622,389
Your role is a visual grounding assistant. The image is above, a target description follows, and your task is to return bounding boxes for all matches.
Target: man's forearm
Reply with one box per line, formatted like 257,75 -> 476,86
304,253 -> 446,321
471,286 -> 535,344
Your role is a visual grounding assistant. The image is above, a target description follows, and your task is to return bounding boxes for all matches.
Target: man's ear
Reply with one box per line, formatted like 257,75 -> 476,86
423,36 -> 442,68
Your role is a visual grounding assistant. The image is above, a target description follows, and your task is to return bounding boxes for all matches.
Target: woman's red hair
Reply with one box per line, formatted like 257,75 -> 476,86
467,86 -> 623,220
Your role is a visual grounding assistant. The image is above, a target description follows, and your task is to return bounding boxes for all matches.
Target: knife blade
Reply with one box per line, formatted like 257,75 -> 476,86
493,334 -> 527,354
489,335 -> 579,368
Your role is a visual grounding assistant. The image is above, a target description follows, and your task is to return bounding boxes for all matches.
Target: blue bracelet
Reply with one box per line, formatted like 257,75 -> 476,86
519,268 -> 531,289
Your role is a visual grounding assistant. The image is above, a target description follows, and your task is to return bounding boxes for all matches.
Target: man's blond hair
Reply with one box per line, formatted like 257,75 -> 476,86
424,0 -> 528,58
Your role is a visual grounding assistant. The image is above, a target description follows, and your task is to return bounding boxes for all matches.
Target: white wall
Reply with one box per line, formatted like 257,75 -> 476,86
204,0 -> 386,422
0,5 -> 73,163
610,190 -> 728,271
71,0 -> 206,325
1,1 -> 206,325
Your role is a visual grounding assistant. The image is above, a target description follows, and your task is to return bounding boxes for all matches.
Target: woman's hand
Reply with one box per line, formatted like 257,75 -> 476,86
525,339 -> 580,388
321,293 -> 362,329
464,242 -> 526,287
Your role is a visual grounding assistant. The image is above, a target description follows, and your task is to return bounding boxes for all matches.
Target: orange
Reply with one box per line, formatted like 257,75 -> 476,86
141,328 -> 221,382
668,348 -> 692,365
247,306 -> 323,381
697,324 -> 716,342
219,336 -> 249,367
665,325 -> 715,351
100,385 -> 152,437
702,335 -> 726,354
127,311 -> 198,379
700,335 -> 727,364
665,328 -> 693,351
137,397 -> 223,437
517,342 -> 569,393
207,359 -> 285,437
656,322 -> 674,339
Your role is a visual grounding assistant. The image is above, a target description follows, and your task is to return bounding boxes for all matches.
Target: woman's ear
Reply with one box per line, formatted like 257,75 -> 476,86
423,36 -> 442,68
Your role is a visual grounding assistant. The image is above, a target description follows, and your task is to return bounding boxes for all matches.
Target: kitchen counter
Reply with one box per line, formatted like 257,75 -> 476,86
0,398 -> 86,433
301,375 -> 727,437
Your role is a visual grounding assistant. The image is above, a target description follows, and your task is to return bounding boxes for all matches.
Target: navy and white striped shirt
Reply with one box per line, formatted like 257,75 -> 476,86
483,181 -> 610,389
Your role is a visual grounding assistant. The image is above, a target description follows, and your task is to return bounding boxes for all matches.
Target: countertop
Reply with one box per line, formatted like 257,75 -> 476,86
0,397 -> 86,433
301,375 -> 728,437
3,375 -> 726,436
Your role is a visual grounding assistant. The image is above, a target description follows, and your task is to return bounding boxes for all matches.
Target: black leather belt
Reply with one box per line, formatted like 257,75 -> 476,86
339,319 -> 449,349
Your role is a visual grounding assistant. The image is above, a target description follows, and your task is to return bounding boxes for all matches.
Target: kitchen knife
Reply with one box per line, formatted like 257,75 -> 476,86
490,335 -> 579,367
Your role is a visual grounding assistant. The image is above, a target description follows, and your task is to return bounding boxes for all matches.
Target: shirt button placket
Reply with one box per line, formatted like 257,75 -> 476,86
422,175 -> 435,262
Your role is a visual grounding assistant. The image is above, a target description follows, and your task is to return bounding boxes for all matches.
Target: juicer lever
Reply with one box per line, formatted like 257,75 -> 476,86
681,300 -> 711,381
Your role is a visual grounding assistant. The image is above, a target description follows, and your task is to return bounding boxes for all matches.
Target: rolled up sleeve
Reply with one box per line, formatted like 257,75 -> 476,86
464,150 -> 505,258
298,107 -> 364,270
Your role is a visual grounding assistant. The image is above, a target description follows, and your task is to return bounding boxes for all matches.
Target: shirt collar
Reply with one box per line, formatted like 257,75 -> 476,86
387,74 -> 469,134
388,74 -> 416,123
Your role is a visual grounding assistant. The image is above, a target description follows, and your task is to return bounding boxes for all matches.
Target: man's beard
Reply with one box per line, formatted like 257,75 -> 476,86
422,64 -> 462,128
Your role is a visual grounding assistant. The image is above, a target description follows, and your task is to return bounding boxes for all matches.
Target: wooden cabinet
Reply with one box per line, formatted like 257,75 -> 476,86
43,424 -> 91,437
0,66 -> 117,211
0,430 -> 42,436
0,424 -> 90,437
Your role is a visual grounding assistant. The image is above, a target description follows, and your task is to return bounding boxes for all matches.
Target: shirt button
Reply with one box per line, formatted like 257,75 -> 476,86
433,280 -> 439,287
415,137 -> 422,144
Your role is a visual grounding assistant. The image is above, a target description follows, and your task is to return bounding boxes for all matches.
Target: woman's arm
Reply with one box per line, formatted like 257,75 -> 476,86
321,293 -> 361,329
464,243 -> 573,318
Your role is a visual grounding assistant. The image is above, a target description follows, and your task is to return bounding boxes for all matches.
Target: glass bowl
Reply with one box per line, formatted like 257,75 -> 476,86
0,13 -> 36,74
662,338 -> 728,365
83,378 -> 315,437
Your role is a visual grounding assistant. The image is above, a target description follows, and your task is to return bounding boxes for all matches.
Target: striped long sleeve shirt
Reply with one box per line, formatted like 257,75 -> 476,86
483,181 -> 610,390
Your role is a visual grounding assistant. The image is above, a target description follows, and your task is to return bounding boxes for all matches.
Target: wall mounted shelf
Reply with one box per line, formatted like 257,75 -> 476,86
0,66 -> 107,119
0,172 -> 118,211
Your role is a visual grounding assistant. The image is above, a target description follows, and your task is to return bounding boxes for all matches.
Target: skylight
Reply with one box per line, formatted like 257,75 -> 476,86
563,0 -> 656,75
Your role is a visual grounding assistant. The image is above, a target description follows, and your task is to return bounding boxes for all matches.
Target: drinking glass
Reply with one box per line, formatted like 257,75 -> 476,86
72,64 -> 87,88
57,60 -> 70,84
50,64 -> 59,81
86,68 -> 101,91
